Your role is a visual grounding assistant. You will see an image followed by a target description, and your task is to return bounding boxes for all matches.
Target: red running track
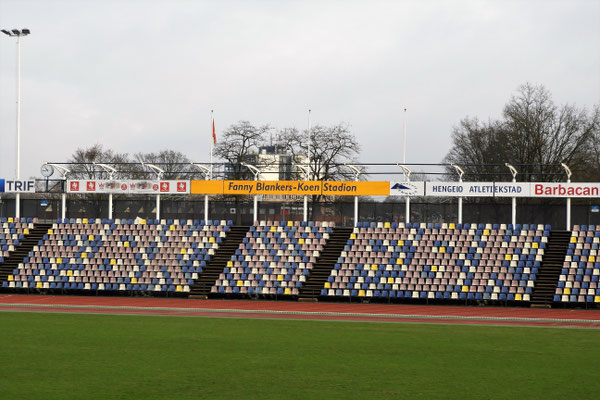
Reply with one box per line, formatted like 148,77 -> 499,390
1,294 -> 599,328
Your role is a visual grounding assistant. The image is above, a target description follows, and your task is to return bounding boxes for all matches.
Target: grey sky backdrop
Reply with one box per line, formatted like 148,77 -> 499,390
1,0 -> 599,180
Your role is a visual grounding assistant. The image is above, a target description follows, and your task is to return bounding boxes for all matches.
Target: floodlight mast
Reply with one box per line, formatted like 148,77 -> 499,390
561,162 -> 573,230
396,163 -> 412,224
345,164 -> 362,226
241,162 -> 262,223
451,163 -> 465,224
2,28 -> 30,218
505,163 -> 518,226
45,163 -> 70,220
192,163 -> 212,222
144,163 -> 165,220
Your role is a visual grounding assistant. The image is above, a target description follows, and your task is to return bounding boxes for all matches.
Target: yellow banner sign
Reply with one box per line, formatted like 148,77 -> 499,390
321,181 -> 390,196
224,180 -> 322,195
191,180 -> 391,196
190,180 -> 223,195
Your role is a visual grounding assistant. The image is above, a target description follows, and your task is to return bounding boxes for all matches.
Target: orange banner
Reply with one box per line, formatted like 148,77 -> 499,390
190,180 -> 223,195
321,181 -> 390,196
190,180 -> 391,196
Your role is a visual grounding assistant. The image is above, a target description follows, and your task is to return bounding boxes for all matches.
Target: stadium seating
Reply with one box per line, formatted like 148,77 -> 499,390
321,222 -> 549,302
555,225 -> 600,303
3,218 -> 231,293
0,217 -> 37,263
212,220 -> 334,296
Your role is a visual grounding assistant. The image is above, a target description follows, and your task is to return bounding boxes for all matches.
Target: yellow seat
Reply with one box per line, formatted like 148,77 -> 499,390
227,261 -> 233,267
287,221 -> 293,227
570,237 -> 577,243
398,240 -> 404,245
439,247 -> 445,253
209,237 -> 215,243
515,294 -> 522,301
8,275 -> 13,281
387,277 -> 394,284
285,288 -> 291,295
180,248 -> 186,254
176,285 -> 182,292
324,282 -> 331,289
82,218 -> 88,224
384,222 -> 390,228
131,278 -> 137,284
23,228 -> 29,235
124,242 -> 129,248
81,252 -> 87,259
461,286 -> 468,292
36,282 -> 42,288
67,270 -> 73,276
449,223 -> 455,229
140,219 -> 146,225
270,226 -> 276,232
505,254 -> 511,261
371,264 -> 378,271
169,225 -> 175,231
298,238 -> 304,244
564,288 -> 571,295
432,265 -> 438,272
47,229 -> 53,234
237,280 -> 243,287
8,217 -> 13,223
277,275 -> 283,281
532,242 -> 538,249
89,235 -> 94,241
350,233 -> 356,240
590,256 -> 596,262
57,258 -> 62,264
483,229 -> 490,236
595,296 -> 600,303
110,259 -> 116,265
358,290 -> 366,297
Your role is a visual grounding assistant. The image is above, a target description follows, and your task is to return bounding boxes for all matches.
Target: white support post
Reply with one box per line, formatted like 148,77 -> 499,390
156,194 -> 161,221
95,163 -> 117,221
561,163 -> 572,230
242,162 -> 261,224
397,163 -> 412,224
108,194 -> 113,220
506,164 -> 518,226
451,164 -> 465,224
204,194 -> 209,222
345,164 -> 361,226
61,192 -> 66,221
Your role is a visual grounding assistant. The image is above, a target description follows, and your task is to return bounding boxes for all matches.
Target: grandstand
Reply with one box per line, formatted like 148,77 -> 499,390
1,215 -> 597,308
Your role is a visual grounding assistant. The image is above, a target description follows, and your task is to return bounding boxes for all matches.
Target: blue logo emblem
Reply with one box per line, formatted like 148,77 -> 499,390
391,183 -> 411,190
0,179 -> 4,192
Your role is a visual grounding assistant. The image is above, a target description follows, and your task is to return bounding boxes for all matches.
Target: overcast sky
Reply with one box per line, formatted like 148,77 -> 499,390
1,0 -> 599,180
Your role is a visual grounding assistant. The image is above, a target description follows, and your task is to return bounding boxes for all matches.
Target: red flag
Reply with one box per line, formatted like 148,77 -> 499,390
212,118 -> 217,144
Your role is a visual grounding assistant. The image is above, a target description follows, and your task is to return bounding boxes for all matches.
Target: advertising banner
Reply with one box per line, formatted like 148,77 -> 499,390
321,181 -> 389,196
224,180 -> 322,195
67,180 -> 190,194
530,182 -> 600,198
389,181 -> 425,196
0,179 -> 36,193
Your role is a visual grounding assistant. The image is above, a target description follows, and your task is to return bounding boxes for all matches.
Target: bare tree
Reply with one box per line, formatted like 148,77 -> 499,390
444,83 -> 599,182
67,144 -> 131,179
135,150 -> 195,179
214,121 -> 272,180
279,123 -> 361,181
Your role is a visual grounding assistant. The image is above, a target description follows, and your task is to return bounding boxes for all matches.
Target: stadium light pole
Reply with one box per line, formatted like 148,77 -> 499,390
295,163 -> 310,222
144,163 -> 164,221
46,163 -> 70,220
2,28 -> 30,219
345,164 -> 362,226
241,162 -> 261,223
505,163 -> 518,226
192,163 -> 211,222
397,163 -> 412,224
451,164 -> 465,224
94,163 -> 117,220
561,163 -> 572,230
402,108 -> 407,167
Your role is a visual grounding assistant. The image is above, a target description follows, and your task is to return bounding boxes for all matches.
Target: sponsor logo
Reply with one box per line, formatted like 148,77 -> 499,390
70,181 -> 79,192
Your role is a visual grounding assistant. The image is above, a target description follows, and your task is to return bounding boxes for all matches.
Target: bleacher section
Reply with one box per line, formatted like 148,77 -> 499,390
2,218 -> 231,293
322,222 -> 550,302
0,218 -> 36,263
556,225 -> 600,304
212,220 -> 334,296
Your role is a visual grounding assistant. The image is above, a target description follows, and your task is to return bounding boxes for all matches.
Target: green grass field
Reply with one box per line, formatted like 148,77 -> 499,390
0,312 -> 599,399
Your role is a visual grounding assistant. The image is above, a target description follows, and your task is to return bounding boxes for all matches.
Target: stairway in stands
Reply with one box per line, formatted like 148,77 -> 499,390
298,227 -> 353,301
0,223 -> 52,283
530,230 -> 571,308
189,226 -> 249,299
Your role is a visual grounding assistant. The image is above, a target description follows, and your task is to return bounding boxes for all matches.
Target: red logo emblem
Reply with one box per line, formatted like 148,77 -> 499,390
121,184 -> 128,191
153,184 -> 159,191
160,182 -> 169,192
87,181 -> 96,191
70,181 -> 79,191
177,182 -> 186,192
